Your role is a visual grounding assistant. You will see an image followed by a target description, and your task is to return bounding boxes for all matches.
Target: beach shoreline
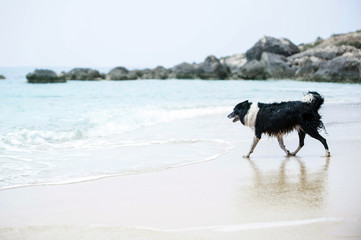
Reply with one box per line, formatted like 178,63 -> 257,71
1,104 -> 361,240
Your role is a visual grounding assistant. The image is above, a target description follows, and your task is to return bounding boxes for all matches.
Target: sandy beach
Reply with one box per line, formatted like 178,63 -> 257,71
1,103 -> 361,240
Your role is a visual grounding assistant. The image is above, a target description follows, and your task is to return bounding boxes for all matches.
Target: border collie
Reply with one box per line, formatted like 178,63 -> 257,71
227,92 -> 330,158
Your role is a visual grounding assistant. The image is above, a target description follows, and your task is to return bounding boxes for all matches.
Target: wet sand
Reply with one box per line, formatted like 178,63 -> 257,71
1,104 -> 361,239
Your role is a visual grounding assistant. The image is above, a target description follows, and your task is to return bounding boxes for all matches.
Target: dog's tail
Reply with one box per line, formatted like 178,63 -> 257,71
303,91 -> 327,134
302,91 -> 324,111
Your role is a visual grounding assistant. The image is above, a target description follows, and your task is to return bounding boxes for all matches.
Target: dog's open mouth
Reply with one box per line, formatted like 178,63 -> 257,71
232,115 -> 240,122
227,112 -> 240,122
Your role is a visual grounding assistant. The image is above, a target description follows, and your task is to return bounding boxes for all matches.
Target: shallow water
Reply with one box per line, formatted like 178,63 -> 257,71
1,67 -> 361,190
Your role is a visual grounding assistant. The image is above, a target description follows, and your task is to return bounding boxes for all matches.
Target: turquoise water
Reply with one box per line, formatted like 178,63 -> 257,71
1,68 -> 361,190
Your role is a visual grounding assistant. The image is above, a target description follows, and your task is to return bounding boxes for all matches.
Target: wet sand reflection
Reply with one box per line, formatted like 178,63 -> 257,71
238,157 -> 330,217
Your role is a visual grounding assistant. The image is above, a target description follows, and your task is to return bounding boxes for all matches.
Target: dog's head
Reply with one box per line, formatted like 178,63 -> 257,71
227,100 -> 250,123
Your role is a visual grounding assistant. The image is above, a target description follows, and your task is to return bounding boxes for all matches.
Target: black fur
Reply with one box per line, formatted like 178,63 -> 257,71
227,91 -> 330,157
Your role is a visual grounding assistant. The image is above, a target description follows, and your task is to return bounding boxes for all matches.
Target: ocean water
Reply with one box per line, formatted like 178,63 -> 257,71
1,67 -> 361,190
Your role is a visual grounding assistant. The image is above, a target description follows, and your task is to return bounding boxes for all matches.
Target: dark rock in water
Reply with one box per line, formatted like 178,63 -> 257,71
26,69 -> 66,83
170,56 -> 229,80
106,67 -> 130,80
152,66 -> 169,79
125,66 -> 169,80
106,66 -> 169,80
127,70 -> 143,80
139,69 -> 154,79
65,68 -> 104,80
199,55 -> 229,79
171,62 -> 202,79
246,36 -> 299,61
0,74 -> 5,79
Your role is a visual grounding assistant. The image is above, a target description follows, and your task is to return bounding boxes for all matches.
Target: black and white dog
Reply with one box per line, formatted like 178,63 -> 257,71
227,92 -> 330,158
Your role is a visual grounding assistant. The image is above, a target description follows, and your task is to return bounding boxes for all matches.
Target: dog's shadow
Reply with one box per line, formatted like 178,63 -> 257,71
245,157 -> 330,209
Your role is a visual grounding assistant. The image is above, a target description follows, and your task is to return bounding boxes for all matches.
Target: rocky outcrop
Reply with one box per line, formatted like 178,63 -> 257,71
289,45 -> 361,82
26,69 -> 66,83
246,36 -> 300,61
312,55 -> 361,82
25,30 -> 361,83
237,33 -> 361,82
304,30 -> 361,50
65,68 -> 104,80
0,75 -> 5,79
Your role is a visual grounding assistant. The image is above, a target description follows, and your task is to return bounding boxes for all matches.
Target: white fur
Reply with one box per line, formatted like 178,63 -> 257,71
302,93 -> 314,103
244,102 -> 259,129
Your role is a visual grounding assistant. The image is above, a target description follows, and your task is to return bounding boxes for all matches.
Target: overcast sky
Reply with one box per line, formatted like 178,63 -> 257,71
0,0 -> 360,69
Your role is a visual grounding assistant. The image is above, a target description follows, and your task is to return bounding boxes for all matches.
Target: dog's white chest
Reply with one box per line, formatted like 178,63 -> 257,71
244,102 -> 260,129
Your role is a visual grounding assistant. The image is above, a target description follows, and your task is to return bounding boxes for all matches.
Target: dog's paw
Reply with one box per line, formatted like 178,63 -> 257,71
325,150 -> 331,157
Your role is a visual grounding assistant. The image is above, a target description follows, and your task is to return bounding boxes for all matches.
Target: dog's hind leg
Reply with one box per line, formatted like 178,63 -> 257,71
302,125 -> 330,157
243,136 -> 260,158
277,135 -> 291,156
290,130 -> 306,156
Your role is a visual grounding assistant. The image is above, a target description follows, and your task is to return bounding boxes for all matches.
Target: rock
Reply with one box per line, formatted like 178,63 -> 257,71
289,55 -> 324,68
106,67 -> 130,80
105,66 -> 169,80
125,67 -> 169,80
260,52 -> 295,79
65,68 -> 104,80
138,69 -> 154,79
295,64 -> 319,79
288,45 -> 357,64
199,55 -> 229,79
238,60 -> 266,79
290,45 -> 361,82
26,69 -> 66,83
238,52 -> 294,79
220,54 -> 247,73
0,75 -> 5,79
127,70 -> 143,80
312,54 -> 361,82
152,66 -> 169,79
171,62 -> 202,79
246,36 -> 299,61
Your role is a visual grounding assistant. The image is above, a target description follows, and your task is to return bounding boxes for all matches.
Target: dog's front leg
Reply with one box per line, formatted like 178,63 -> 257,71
243,136 -> 260,158
277,136 -> 291,156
